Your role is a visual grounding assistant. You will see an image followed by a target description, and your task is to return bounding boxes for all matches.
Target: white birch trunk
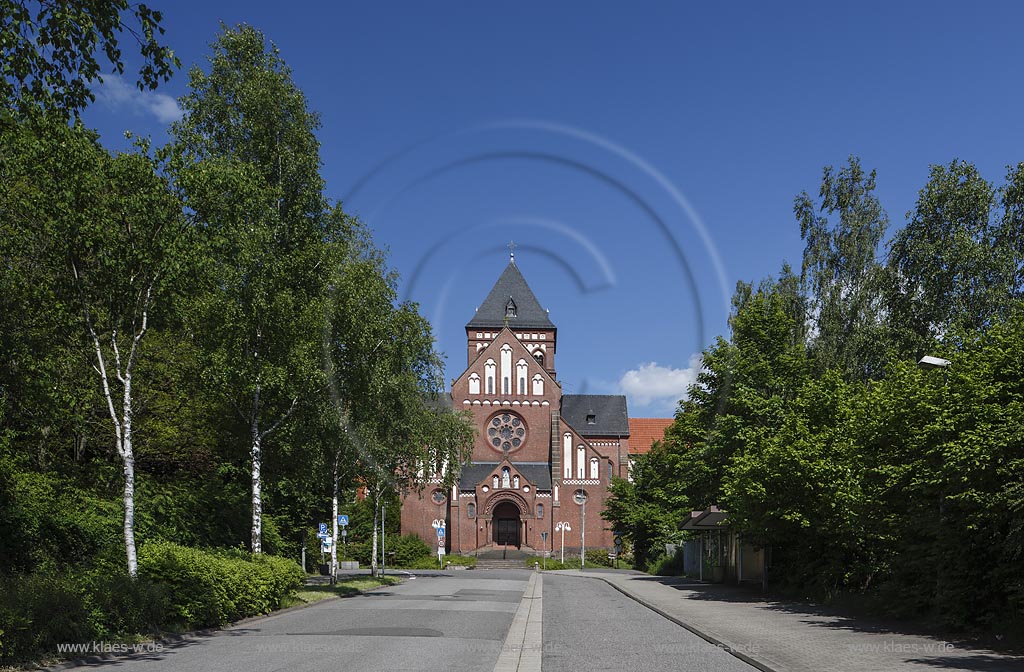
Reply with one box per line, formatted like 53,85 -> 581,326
121,368 -> 138,576
331,464 -> 338,583
251,430 -> 263,554
371,486 -> 380,577
78,280 -> 150,578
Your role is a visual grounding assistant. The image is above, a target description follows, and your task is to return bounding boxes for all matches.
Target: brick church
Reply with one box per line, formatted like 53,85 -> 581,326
401,251 -> 649,556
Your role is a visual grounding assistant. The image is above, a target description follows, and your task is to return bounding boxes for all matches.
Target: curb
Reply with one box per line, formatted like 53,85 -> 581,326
560,571 -> 780,672
41,579 -> 402,671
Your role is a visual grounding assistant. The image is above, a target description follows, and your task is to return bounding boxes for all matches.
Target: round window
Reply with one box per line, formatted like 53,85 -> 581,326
486,412 -> 526,452
431,489 -> 446,504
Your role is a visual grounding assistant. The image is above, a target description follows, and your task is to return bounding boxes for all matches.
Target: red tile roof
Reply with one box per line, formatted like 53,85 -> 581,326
628,418 -> 674,455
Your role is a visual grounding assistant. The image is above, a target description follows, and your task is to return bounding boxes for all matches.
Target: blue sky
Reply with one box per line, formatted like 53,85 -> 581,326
83,2 -> 1024,417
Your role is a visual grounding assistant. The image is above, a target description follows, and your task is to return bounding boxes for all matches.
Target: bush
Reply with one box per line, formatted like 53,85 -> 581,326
647,550 -> 685,576
138,541 -> 303,629
345,533 -> 432,568
82,563 -> 171,638
585,549 -> 614,567
0,572 -> 93,664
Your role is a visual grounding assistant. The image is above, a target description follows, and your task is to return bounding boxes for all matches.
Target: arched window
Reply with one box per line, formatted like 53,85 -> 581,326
492,475 -> 499,488
500,345 -> 512,396
577,446 -> 586,478
590,457 -> 599,480
516,359 -> 528,394
485,359 -> 496,395
467,503 -> 476,519
532,374 -> 544,395
468,373 -> 480,395
536,503 -> 544,519
513,475 -> 520,489
533,350 -> 544,368
563,433 -> 572,479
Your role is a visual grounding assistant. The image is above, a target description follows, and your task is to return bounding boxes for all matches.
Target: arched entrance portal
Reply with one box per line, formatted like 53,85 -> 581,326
492,501 -> 521,547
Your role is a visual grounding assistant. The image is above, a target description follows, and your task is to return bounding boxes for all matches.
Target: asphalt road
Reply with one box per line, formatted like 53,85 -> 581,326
542,571 -> 756,672
78,570 -> 530,672
62,569 -> 756,672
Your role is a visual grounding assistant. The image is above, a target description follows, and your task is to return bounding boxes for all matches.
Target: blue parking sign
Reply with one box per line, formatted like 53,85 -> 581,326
319,522 -> 327,535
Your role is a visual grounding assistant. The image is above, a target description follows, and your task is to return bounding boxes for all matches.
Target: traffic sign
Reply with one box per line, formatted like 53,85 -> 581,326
322,537 -> 332,547
319,522 -> 328,535
437,527 -> 446,538
613,535 -> 623,546
337,515 -> 349,526
317,532 -> 329,539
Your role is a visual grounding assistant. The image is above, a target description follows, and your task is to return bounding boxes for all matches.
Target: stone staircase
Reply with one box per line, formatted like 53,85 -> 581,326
474,546 -> 534,570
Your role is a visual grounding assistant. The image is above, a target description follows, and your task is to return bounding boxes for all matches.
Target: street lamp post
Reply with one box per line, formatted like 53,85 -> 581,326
555,521 -> 571,564
574,490 -> 588,568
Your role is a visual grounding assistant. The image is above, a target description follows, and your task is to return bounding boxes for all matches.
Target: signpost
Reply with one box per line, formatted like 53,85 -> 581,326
432,519 -> 446,568
337,515 -> 349,574
540,531 -> 549,570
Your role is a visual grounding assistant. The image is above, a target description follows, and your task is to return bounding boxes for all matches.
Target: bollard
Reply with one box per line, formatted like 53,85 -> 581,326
534,561 -> 539,572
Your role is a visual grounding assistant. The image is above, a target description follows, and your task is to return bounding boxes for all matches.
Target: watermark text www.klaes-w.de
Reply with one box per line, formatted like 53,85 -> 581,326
847,639 -> 955,654
56,641 -> 165,655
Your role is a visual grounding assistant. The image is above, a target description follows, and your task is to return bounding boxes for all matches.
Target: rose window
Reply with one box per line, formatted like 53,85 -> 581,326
488,412 -> 526,452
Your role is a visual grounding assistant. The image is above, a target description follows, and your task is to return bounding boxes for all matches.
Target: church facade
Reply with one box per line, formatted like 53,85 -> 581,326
400,253 -> 636,556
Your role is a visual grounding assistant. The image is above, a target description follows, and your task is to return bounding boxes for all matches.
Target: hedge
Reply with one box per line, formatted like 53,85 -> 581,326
138,541 -> 304,628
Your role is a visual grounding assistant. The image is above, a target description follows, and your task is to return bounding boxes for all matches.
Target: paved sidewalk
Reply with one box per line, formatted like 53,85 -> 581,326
555,570 -> 1024,672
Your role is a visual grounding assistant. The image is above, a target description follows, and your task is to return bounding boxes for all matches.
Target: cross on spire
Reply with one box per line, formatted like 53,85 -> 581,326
508,240 -> 516,263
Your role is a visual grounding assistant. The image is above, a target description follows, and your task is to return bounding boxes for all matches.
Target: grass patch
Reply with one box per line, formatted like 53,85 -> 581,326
287,576 -> 401,606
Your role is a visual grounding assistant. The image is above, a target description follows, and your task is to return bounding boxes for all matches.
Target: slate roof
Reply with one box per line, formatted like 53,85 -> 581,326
627,417 -> 673,455
466,261 -> 555,330
459,462 -> 552,491
561,395 -> 630,437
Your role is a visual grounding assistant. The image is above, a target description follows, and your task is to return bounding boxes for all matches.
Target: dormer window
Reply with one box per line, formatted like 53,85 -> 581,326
586,414 -> 596,425
505,297 -> 517,318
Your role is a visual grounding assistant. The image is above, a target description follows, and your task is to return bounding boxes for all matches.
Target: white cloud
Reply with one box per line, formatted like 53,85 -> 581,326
94,74 -> 182,124
619,354 -> 703,412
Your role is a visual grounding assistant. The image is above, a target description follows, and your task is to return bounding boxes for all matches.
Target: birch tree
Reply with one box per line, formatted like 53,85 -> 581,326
323,242 -> 473,575
0,119 -> 183,576
168,25 -> 336,552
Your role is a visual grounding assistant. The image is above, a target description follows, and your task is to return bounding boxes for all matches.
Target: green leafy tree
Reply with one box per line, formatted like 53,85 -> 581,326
795,156 -> 890,380
889,160 -> 1021,351
168,25 -> 338,553
0,119 -> 185,576
1,0 -> 178,117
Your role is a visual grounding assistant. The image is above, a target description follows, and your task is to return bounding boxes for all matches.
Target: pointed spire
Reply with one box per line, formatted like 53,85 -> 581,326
508,240 -> 517,264
466,252 -> 553,329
